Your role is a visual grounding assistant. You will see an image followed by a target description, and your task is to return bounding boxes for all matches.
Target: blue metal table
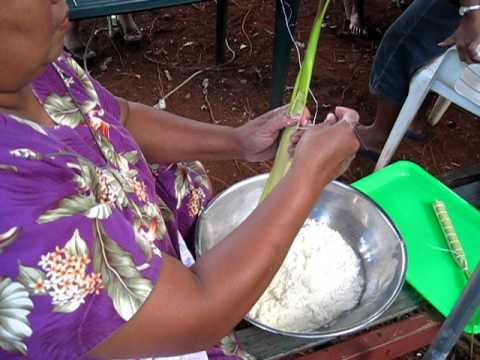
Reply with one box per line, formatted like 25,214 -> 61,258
68,0 -> 205,19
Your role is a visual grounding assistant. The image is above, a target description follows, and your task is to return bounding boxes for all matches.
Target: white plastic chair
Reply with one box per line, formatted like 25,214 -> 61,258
375,47 -> 480,170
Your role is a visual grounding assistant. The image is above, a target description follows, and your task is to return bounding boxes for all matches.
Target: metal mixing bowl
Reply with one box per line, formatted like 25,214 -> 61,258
195,174 -> 407,339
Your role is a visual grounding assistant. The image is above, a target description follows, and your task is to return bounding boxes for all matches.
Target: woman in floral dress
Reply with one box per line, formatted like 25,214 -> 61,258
0,1 -> 360,359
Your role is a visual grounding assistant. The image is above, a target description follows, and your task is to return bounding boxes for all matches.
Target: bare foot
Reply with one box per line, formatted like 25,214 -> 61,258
349,12 -> 367,36
356,120 -> 428,156
356,124 -> 388,153
342,0 -> 367,36
118,14 -> 142,42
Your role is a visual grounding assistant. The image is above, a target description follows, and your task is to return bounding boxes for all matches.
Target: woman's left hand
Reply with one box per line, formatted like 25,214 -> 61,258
234,105 -> 310,162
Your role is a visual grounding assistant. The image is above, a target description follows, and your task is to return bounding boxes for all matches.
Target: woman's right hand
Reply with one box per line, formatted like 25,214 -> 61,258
291,107 -> 360,185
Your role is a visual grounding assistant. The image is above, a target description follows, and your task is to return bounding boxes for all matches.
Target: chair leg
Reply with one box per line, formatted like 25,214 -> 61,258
107,16 -> 115,38
216,0 -> 228,64
427,96 -> 451,126
269,0 -> 300,109
375,73 -> 433,171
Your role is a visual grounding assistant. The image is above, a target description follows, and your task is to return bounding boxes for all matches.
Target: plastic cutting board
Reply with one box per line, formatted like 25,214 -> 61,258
353,161 -> 480,333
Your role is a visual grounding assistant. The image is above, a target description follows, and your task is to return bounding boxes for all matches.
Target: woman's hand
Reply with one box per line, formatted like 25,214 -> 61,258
290,107 -> 360,185
233,105 -> 310,162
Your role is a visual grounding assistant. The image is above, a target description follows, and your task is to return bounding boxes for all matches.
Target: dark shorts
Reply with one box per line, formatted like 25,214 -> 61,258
370,0 -> 461,104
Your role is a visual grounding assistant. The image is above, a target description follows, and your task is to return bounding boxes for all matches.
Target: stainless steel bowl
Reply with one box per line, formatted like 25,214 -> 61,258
195,174 -> 407,339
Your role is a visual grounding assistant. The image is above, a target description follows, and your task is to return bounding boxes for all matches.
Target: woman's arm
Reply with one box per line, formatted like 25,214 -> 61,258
119,98 -> 298,164
90,110 -> 360,359
440,0 -> 480,63
91,163 -> 325,358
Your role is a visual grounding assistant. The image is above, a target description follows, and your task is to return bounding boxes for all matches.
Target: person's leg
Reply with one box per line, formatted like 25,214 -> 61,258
64,21 -> 96,62
357,100 -> 401,153
118,13 -> 142,42
64,21 -> 82,51
343,0 -> 352,19
358,0 -> 461,153
342,0 -> 366,36
350,0 -> 366,36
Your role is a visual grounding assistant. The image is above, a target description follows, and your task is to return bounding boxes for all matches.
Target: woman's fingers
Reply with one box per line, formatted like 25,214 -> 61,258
282,107 -> 311,129
291,129 -> 304,144
258,106 -> 313,135
257,104 -> 289,126
438,34 -> 456,48
260,106 -> 359,160
264,106 -> 358,131
324,112 -> 337,125
268,106 -> 312,130
335,106 -> 359,127
299,107 -> 312,126
289,130 -> 304,145
288,129 -> 305,156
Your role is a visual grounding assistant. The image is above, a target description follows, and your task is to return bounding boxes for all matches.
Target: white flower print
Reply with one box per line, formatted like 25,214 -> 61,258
10,148 -> 41,160
37,230 -> 103,313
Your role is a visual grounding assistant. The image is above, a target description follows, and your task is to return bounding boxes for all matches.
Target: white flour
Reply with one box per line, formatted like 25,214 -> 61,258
249,219 -> 365,332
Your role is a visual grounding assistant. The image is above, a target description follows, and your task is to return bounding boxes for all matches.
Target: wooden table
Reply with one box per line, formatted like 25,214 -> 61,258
239,167 -> 480,359
238,285 -> 431,359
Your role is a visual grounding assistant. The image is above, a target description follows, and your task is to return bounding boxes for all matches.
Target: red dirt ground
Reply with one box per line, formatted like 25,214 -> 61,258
76,0 -> 480,358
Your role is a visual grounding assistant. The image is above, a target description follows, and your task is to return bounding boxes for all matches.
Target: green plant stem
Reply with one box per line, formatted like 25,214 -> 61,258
259,0 -> 331,203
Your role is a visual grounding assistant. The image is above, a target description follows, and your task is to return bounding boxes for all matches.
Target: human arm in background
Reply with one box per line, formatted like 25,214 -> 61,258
440,0 -> 480,63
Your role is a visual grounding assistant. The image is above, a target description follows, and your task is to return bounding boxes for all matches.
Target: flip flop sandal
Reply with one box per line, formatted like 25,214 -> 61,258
405,129 -> 430,141
119,26 -> 143,43
65,46 -> 96,63
357,148 -> 380,162
109,15 -> 143,43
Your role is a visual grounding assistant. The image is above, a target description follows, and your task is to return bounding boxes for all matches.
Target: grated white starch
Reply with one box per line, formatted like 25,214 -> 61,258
249,219 -> 365,332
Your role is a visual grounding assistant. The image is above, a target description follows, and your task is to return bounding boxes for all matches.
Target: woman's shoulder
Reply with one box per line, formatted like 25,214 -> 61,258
30,53 -> 122,129
57,53 -> 122,124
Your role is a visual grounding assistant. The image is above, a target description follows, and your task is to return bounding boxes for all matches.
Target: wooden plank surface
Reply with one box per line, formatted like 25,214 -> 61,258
297,313 -> 441,360
238,285 -> 426,360
441,164 -> 480,208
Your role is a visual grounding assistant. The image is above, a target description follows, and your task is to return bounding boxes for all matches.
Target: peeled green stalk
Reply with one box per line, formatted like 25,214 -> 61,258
432,200 -> 471,279
259,0 -> 331,202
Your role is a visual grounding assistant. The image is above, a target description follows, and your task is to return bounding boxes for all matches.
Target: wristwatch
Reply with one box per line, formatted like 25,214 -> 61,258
459,4 -> 480,16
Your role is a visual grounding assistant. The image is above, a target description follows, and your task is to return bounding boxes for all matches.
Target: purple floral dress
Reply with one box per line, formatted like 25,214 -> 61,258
0,54 -> 253,360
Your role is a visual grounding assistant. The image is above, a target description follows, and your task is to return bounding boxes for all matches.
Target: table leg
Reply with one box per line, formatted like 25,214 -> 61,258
216,0 -> 228,64
269,0 -> 300,109
424,264 -> 480,359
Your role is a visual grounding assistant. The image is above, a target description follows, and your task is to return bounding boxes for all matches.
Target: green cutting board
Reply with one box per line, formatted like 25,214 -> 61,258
353,161 -> 480,333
